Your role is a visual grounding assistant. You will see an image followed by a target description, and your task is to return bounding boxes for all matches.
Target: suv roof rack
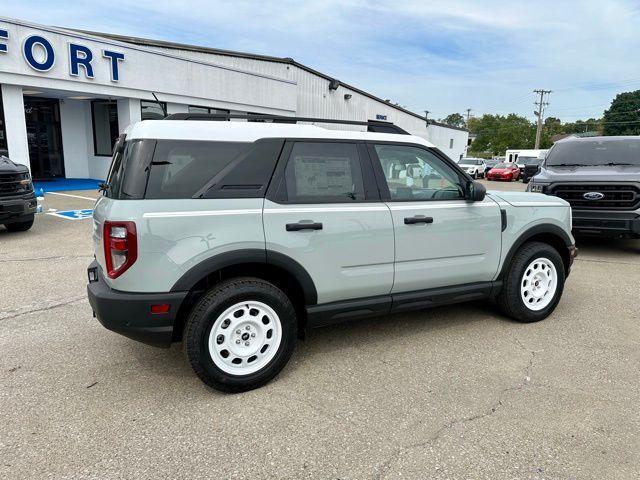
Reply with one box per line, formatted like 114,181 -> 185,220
163,113 -> 410,135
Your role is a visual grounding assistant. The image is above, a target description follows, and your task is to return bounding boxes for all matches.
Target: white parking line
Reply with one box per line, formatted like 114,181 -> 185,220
46,192 -> 97,201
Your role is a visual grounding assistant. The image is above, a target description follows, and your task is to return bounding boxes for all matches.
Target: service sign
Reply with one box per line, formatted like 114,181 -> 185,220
0,18 -> 297,112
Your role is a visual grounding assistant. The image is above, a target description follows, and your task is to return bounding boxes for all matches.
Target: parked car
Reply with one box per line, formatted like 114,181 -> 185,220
458,157 -> 486,179
0,155 -> 37,232
487,162 -> 520,181
484,158 -> 500,176
88,115 -> 576,392
521,157 -> 544,183
527,135 -> 640,238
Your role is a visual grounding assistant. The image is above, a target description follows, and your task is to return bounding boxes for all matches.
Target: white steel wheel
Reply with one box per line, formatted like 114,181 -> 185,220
520,257 -> 557,311
208,301 -> 283,375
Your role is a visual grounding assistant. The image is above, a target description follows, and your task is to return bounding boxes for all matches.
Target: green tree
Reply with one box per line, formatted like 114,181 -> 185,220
540,117 -> 564,148
602,90 -> 640,135
468,114 -> 536,155
562,118 -> 602,135
441,113 -> 466,128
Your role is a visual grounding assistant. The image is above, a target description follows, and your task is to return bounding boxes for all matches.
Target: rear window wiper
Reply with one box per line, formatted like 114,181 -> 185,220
603,162 -> 635,166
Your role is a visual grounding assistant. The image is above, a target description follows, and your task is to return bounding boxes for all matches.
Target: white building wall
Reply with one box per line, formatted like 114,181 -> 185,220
59,99 -> 90,178
149,46 -> 469,154
425,124 -> 468,161
1,84 -> 29,168
116,98 -> 141,133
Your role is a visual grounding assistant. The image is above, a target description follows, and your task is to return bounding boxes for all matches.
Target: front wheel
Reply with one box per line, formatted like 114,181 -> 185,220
4,215 -> 34,232
184,277 -> 297,393
496,242 -> 565,322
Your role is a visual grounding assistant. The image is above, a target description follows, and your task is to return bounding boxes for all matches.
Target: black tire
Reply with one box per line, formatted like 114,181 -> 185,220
496,241 -> 565,323
4,216 -> 34,232
184,277 -> 297,393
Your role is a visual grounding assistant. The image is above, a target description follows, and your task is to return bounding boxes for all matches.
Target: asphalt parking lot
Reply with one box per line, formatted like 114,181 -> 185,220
1,182 -> 639,479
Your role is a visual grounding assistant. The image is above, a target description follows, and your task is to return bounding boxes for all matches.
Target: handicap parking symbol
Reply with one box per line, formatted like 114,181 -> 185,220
48,209 -> 94,220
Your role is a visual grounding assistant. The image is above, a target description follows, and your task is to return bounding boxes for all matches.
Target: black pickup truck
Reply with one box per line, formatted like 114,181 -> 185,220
0,155 -> 36,232
526,136 -> 640,238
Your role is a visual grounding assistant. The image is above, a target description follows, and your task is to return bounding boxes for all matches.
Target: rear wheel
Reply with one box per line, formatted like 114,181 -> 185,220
184,277 -> 297,393
497,242 -> 565,323
4,216 -> 34,232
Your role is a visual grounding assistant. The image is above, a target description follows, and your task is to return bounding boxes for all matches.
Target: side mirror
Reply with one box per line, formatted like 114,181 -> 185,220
468,180 -> 486,202
524,164 -> 541,177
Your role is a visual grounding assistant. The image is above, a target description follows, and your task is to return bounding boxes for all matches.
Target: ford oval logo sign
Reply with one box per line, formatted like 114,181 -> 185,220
583,191 -> 605,200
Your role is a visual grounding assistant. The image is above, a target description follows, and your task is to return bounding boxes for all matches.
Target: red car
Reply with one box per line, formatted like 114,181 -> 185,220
486,162 -> 520,181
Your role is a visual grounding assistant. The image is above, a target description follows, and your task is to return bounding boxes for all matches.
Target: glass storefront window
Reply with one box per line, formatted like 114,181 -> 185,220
91,100 -> 119,156
141,100 -> 167,120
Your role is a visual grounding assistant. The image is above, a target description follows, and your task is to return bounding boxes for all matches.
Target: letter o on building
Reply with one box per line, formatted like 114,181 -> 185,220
23,35 -> 55,71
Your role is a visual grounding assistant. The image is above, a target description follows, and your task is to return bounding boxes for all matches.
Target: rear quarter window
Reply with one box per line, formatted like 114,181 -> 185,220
145,140 -> 250,199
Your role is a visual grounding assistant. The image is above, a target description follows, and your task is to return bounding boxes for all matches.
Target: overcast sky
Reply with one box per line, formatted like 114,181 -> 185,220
3,0 -> 639,122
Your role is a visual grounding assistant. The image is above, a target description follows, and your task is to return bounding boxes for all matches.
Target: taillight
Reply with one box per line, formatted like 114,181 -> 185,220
103,221 -> 137,279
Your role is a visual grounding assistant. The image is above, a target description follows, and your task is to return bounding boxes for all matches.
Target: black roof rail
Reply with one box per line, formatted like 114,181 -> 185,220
163,113 -> 410,135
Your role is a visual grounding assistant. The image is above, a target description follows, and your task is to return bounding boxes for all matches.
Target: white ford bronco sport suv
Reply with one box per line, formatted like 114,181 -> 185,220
87,114 -> 577,393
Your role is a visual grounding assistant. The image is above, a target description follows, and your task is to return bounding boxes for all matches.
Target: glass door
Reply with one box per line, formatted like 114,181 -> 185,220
24,96 -> 65,179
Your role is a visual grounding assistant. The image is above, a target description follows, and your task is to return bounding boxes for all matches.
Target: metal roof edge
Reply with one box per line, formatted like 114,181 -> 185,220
69,28 -> 468,132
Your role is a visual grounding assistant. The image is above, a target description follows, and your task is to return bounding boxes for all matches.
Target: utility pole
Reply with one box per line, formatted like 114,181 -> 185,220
424,110 -> 430,128
533,89 -> 551,149
465,108 -> 472,123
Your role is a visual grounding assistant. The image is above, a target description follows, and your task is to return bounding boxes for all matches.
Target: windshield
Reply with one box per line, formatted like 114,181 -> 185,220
493,163 -> 510,168
459,158 -> 481,165
546,139 -> 640,166
519,156 -> 544,166
518,156 -> 540,164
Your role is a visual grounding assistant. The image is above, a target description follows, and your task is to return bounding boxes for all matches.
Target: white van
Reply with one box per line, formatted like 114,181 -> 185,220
505,149 -> 548,173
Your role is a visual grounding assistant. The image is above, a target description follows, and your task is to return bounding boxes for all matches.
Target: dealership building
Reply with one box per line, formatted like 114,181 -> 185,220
0,17 -> 468,181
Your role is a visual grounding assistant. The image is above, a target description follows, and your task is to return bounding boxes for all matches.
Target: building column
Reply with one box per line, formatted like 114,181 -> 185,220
59,99 -> 90,178
117,98 -> 141,133
1,84 -> 30,169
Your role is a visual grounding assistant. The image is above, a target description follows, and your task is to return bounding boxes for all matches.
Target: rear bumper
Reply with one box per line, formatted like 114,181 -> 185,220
87,261 -> 188,347
0,192 -> 37,223
572,210 -> 640,237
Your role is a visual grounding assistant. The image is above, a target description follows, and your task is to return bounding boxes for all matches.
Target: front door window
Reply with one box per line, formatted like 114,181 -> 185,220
373,144 -> 464,201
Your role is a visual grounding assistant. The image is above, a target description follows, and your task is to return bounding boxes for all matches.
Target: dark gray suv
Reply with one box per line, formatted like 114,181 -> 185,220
527,136 -> 640,238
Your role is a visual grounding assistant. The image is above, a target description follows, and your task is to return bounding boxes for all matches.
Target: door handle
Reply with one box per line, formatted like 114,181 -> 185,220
404,216 -> 434,225
286,221 -> 323,231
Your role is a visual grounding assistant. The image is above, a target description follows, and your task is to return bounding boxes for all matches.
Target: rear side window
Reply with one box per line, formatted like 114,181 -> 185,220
106,138 -> 284,200
107,139 -> 155,199
281,142 -> 365,203
145,141 -> 250,199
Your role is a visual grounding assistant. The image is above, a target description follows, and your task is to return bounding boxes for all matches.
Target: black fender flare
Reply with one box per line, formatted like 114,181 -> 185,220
170,248 -> 318,305
498,224 -> 573,279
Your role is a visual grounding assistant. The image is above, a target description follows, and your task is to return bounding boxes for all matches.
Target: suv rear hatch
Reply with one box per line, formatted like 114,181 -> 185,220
93,132 -> 282,289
